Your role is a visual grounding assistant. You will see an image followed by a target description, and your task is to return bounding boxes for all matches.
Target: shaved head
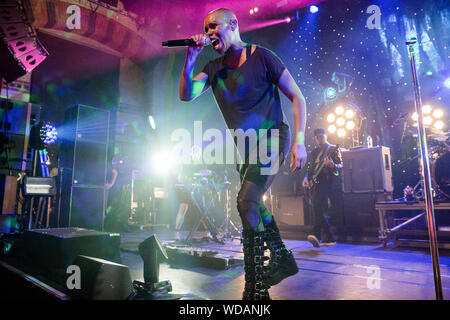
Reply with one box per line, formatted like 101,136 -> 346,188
205,8 -> 238,30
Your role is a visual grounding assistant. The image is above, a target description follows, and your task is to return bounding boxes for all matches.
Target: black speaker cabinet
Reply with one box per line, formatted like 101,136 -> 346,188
60,105 -> 110,230
343,192 -> 393,235
24,228 -> 121,270
273,195 -> 305,226
342,146 -> 393,193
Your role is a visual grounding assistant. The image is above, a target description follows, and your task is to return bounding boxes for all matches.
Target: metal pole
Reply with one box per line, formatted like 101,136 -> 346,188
406,38 -> 443,300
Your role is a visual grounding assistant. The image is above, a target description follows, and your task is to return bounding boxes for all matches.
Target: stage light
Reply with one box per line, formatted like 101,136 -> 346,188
337,128 -> 346,137
309,5 -> 319,13
423,104 -> 432,114
262,194 -> 267,202
346,120 -> 355,130
328,124 -> 337,134
41,122 -> 58,145
444,78 -> 450,88
285,17 -> 291,23
345,109 -> 354,119
335,106 -> 344,115
423,116 -> 433,126
152,150 -> 175,174
434,120 -> 444,130
336,117 -> 345,127
411,112 -> 418,121
327,113 -> 336,123
250,9 -> 254,15
325,87 -> 337,100
433,109 -> 443,118
148,115 -> 156,130
254,7 -> 258,13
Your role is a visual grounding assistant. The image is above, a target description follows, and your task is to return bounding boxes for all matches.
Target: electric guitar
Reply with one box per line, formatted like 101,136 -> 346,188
308,144 -> 339,188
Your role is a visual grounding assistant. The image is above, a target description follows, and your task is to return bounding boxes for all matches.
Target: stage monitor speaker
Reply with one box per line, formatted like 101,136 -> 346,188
0,1 -> 48,83
342,146 -> 393,193
273,195 -> 305,226
72,255 -> 134,300
24,228 -> 121,270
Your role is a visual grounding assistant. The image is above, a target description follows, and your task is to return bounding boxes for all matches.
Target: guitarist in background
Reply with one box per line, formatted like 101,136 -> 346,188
302,128 -> 343,248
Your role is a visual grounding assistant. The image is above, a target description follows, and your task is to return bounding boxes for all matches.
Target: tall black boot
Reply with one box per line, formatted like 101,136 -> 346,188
242,229 -> 271,300
263,219 -> 298,286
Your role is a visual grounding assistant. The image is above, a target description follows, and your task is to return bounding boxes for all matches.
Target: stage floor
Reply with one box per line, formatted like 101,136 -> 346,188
120,230 -> 450,300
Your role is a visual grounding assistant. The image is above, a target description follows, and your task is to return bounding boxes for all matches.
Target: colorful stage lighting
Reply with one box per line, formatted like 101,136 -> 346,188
41,122 -> 58,145
327,113 -> 336,123
325,87 -> 337,100
433,109 -> 443,118
337,128 -> 346,137
310,5 -> 319,13
345,109 -> 354,119
335,106 -> 344,115
346,121 -> 355,130
434,120 -> 444,130
444,78 -> 450,88
328,124 -> 337,134
336,117 -> 345,127
285,17 -> 291,23
423,104 -> 432,114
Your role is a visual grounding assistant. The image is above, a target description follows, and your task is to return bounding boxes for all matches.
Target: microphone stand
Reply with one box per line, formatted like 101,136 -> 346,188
407,37 -> 443,300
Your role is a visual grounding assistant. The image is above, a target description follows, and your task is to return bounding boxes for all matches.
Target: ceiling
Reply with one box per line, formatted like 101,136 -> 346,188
119,0 -> 326,58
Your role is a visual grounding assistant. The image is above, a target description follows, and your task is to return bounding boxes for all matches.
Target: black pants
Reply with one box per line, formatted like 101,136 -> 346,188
236,124 -> 291,231
312,178 -> 342,242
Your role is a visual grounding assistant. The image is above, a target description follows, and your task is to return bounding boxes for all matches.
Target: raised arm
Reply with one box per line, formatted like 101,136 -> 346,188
277,69 -> 307,171
179,34 -> 210,101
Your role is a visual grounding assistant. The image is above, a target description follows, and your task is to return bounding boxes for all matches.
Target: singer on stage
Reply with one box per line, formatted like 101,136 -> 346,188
179,8 -> 307,300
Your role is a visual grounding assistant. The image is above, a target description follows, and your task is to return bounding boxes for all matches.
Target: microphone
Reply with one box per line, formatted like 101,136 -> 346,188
162,38 -> 211,47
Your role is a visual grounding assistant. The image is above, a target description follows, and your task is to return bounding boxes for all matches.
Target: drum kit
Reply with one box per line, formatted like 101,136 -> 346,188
412,134 -> 450,201
175,167 -> 241,245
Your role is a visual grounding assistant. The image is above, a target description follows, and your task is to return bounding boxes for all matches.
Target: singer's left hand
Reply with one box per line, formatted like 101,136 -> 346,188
290,143 -> 307,171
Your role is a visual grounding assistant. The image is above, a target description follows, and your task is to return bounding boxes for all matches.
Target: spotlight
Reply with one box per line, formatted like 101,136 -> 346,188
337,128 -> 346,137
433,109 -> 443,118
254,7 -> 258,13
434,120 -> 444,130
325,87 -> 337,100
262,194 -> 267,202
423,104 -> 432,114
152,150 -> 175,174
346,120 -> 355,130
423,116 -> 433,126
148,115 -> 156,130
285,17 -> 291,23
336,117 -> 345,127
335,106 -> 344,115
309,5 -> 319,13
411,112 -> 418,121
327,113 -> 336,123
444,78 -> 450,88
41,122 -> 58,145
328,124 -> 337,134
30,121 -> 58,150
344,109 -> 354,119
